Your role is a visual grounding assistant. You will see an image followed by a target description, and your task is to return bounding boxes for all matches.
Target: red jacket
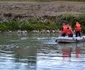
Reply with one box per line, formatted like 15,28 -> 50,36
75,22 -> 81,31
67,25 -> 73,34
61,24 -> 67,34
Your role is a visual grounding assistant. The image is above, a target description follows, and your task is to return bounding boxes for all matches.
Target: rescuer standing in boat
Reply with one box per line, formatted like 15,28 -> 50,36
75,21 -> 81,37
67,23 -> 73,37
61,23 -> 68,37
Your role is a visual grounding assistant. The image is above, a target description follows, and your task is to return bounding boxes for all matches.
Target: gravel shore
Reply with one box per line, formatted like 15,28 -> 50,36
0,1 -> 85,22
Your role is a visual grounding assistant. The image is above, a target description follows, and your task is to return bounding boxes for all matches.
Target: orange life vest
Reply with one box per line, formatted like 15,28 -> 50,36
62,25 -> 67,33
75,22 -> 81,31
67,25 -> 73,34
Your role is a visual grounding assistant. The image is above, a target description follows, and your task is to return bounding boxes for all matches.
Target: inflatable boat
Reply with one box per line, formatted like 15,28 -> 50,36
56,36 -> 85,43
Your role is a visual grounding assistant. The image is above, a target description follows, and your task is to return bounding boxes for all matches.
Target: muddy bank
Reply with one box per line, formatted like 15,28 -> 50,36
0,1 -> 85,22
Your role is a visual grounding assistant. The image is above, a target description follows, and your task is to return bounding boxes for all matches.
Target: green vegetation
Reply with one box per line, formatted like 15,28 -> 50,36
0,13 -> 85,33
0,10 -> 85,33
0,19 -> 58,32
56,13 -> 85,33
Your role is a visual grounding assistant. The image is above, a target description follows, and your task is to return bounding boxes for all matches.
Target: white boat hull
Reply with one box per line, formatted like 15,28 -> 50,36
57,36 -> 85,43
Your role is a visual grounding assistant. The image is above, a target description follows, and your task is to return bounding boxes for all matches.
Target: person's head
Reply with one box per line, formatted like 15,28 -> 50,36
62,23 -> 65,26
76,21 -> 80,25
67,23 -> 70,26
63,23 -> 65,25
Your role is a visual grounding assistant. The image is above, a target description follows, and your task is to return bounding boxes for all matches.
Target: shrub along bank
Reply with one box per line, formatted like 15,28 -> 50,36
0,19 -> 58,32
0,13 -> 85,33
56,13 -> 85,33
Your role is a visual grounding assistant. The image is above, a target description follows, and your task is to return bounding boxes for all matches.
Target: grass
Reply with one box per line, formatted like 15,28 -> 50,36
0,13 -> 85,33
0,19 -> 58,31
0,0 -> 85,32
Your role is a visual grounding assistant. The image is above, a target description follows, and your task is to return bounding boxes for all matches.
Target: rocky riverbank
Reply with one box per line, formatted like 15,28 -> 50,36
0,1 -> 85,22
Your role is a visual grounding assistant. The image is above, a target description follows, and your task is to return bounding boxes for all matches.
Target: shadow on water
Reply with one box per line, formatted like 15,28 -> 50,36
0,32 -> 85,70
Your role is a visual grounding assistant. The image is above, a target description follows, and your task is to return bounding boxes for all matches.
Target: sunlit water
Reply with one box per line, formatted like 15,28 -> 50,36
0,32 -> 85,70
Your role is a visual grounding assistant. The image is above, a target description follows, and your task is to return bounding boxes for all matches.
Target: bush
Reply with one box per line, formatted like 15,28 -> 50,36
56,13 -> 76,29
0,24 -> 7,31
56,13 -> 85,33
5,21 -> 20,31
0,13 -> 85,33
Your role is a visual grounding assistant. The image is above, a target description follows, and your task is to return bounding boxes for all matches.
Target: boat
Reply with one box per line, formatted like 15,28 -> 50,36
56,36 -> 85,43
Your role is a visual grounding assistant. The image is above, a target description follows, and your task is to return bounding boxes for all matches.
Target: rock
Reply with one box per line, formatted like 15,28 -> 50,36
0,1 -> 84,22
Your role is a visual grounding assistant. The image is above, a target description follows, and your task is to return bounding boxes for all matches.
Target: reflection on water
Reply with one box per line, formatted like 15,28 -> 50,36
62,47 -> 80,58
0,32 -> 85,70
37,42 -> 85,70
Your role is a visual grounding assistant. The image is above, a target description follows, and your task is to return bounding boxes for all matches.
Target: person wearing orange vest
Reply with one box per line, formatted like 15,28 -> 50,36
61,23 -> 67,37
75,21 -> 81,37
67,24 -> 73,37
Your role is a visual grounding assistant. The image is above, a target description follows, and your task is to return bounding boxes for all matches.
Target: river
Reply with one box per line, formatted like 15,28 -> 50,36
0,32 -> 85,70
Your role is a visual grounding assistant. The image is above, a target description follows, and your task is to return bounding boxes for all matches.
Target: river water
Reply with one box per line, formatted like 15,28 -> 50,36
0,32 -> 85,70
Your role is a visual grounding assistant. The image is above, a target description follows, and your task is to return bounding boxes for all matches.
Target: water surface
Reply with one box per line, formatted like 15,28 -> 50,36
0,32 -> 85,70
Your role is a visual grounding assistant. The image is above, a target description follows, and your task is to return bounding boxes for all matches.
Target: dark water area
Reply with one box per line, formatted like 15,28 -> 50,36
0,32 -> 85,70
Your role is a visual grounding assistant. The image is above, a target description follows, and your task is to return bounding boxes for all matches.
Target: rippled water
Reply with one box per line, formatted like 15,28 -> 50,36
0,32 -> 85,70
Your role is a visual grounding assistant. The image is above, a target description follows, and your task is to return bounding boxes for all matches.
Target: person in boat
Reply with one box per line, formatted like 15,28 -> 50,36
61,23 -> 68,37
75,21 -> 81,37
67,23 -> 73,37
